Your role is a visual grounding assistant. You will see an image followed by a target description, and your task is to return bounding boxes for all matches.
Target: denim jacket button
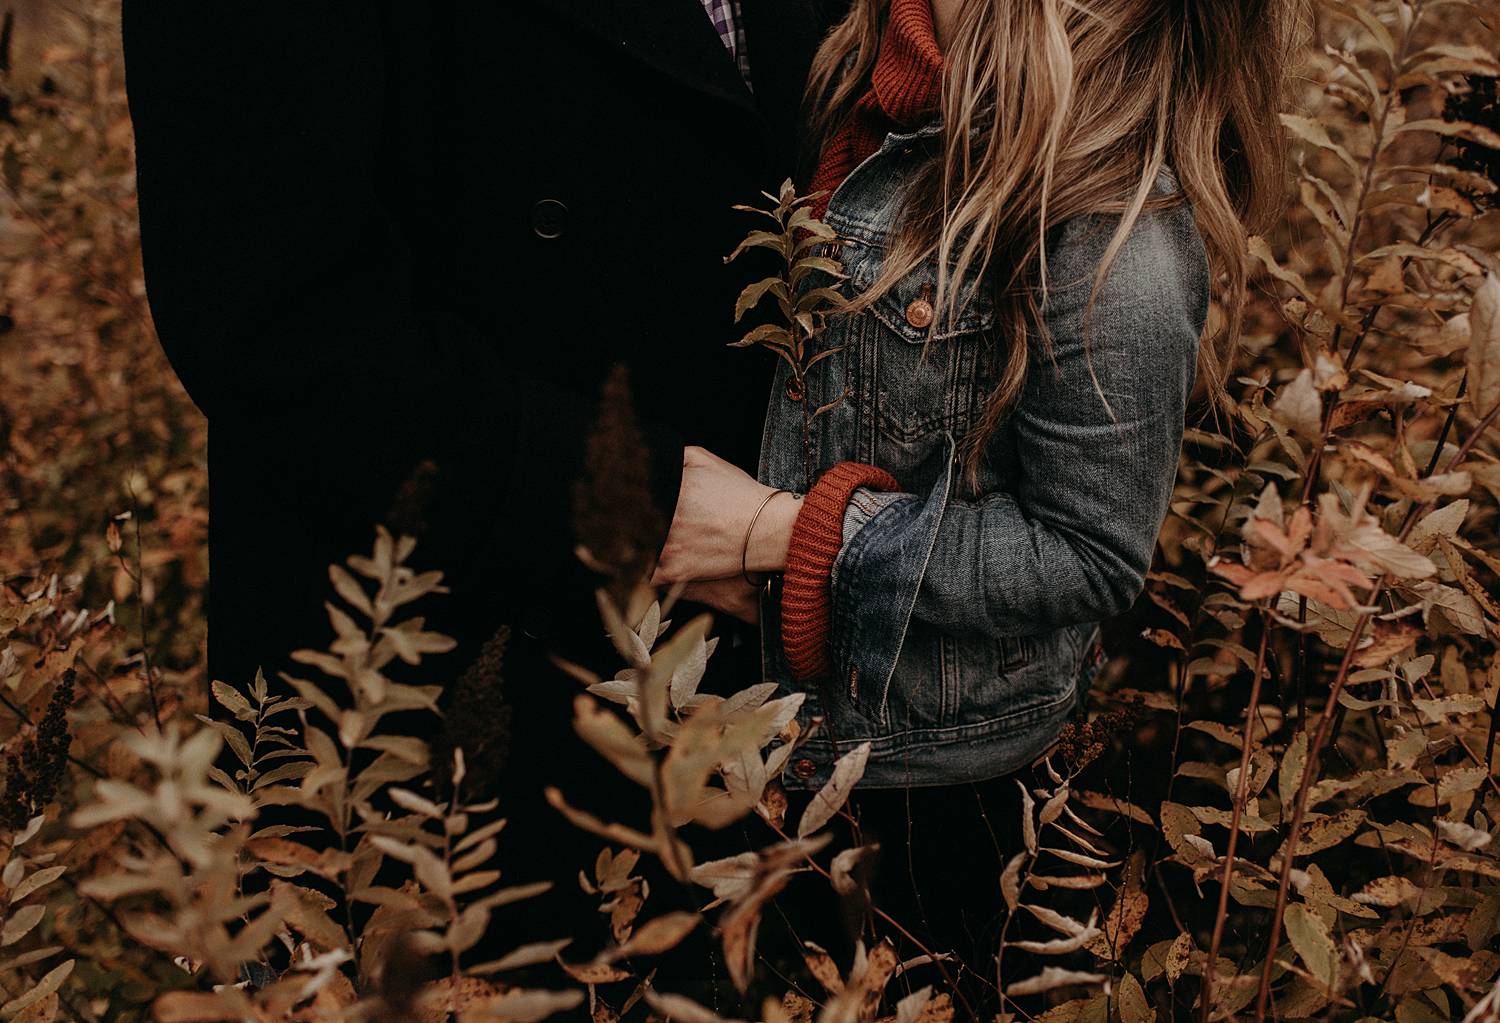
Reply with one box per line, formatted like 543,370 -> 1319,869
905,297 -> 933,329
792,758 -> 817,781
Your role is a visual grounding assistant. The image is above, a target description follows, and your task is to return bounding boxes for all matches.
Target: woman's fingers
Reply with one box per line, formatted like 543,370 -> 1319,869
679,577 -> 760,625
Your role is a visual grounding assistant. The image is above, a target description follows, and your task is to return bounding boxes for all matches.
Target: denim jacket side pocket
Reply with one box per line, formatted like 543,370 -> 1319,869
827,434 -> 956,724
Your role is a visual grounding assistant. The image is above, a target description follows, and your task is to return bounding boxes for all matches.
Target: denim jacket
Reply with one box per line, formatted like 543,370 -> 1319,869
759,123 -> 1209,789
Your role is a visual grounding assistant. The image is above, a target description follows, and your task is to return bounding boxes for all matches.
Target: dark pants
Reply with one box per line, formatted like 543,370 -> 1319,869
482,622 -> 1030,1017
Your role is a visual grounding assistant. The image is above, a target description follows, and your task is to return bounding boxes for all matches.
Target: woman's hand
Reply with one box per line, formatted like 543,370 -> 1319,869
678,577 -> 761,625
654,446 -> 801,586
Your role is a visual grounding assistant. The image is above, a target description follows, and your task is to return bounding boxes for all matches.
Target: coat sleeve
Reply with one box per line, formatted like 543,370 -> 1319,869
122,1 -> 683,589
827,199 -> 1208,683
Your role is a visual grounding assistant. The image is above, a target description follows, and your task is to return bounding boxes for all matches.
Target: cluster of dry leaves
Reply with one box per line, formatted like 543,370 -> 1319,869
1,0 -> 1500,1020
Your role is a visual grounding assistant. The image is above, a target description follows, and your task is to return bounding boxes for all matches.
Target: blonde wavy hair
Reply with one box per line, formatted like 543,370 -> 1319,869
806,0 -> 1306,470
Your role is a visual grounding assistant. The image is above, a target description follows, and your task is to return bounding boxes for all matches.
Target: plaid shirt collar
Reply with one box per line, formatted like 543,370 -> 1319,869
699,0 -> 752,90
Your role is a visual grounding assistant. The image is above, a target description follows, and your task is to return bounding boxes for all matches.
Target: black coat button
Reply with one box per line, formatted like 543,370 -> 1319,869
531,199 -> 568,240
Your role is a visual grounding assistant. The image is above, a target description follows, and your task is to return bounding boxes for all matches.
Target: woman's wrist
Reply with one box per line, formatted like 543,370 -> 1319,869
745,490 -> 802,573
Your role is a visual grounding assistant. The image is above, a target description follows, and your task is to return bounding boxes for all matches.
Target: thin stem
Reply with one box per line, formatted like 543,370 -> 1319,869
1199,609 -> 1272,1023
126,485 -> 163,728
1421,373 -> 1466,479
444,803 -> 462,1017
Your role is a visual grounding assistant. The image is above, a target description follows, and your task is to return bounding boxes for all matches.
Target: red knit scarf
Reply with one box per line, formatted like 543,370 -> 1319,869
807,0 -> 945,216
779,0 -> 941,683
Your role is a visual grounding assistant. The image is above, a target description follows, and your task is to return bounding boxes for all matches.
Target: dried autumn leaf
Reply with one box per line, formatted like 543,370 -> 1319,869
1012,907 -> 1102,955
1271,368 -> 1323,439
893,987 -> 953,1023
1285,904 -> 1336,987
0,959 -> 73,1018
1005,967 -> 1109,998
469,938 -> 572,976
829,844 -> 879,897
720,836 -> 830,993
558,959 -> 633,985
1116,971 -> 1154,1023
1073,791 -> 1153,825
803,941 -> 845,996
1,905 -> 45,947
1000,852 -> 1026,911
603,912 -> 699,961
689,852 -> 760,902
1353,875 -> 1420,908
150,991 -> 239,1023
1279,732 -> 1308,811
1018,780 -> 1038,855
467,988 -> 585,1022
643,990 -> 748,1023
1281,809 -> 1368,860
1086,855 -> 1147,959
797,741 -> 870,838
1165,933 -> 1194,984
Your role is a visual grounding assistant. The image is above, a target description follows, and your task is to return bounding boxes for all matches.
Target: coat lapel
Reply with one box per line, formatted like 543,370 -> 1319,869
538,0 -> 757,115
739,0 -> 823,172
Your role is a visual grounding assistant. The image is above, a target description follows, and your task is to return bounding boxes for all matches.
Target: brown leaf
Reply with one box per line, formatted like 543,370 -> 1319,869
152,992 -> 239,1022
1073,791 -> 1153,825
271,881 -> 346,953
559,959 -> 634,985
1279,809 -> 1368,861
604,912 -> 699,961
1018,781 -> 1038,855
1085,853 -> 1146,959
1352,621 -> 1421,667
1000,852 -> 1026,911
1285,904 -> 1335,987
803,942 -> 844,995
798,741 -> 870,837
1271,369 -> 1322,439
1469,272 -> 1500,416
1005,967 -> 1109,998
245,838 -> 348,880
1165,932 -> 1194,985
1115,971 -> 1155,1023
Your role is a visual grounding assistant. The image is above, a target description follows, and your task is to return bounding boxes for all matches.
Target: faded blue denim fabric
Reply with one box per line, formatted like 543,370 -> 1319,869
758,122 -> 1208,789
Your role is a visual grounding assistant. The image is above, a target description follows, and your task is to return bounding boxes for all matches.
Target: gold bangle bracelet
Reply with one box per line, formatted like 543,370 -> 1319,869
742,489 -> 789,588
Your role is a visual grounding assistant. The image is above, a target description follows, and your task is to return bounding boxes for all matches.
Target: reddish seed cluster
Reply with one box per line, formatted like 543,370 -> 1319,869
1053,705 -> 1141,776
0,669 -> 74,831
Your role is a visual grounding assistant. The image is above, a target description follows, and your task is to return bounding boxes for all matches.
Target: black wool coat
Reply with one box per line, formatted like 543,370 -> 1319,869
124,2 -> 826,696
124,6 -> 834,913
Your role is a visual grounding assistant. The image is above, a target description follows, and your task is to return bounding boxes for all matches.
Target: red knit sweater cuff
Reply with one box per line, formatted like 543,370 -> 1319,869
781,462 -> 901,682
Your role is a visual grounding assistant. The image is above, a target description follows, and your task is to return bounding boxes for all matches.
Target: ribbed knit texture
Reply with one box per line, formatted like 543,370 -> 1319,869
782,462 -> 901,681
807,0 -> 944,216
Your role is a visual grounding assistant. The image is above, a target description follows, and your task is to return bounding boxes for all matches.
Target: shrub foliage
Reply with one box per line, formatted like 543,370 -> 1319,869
2,1 -> 1500,1020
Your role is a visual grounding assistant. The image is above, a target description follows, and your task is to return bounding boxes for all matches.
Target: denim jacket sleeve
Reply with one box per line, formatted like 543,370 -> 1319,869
827,198 -> 1209,694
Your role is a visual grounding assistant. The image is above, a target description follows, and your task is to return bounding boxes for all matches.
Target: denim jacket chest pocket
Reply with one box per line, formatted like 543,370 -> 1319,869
846,251 -> 997,450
